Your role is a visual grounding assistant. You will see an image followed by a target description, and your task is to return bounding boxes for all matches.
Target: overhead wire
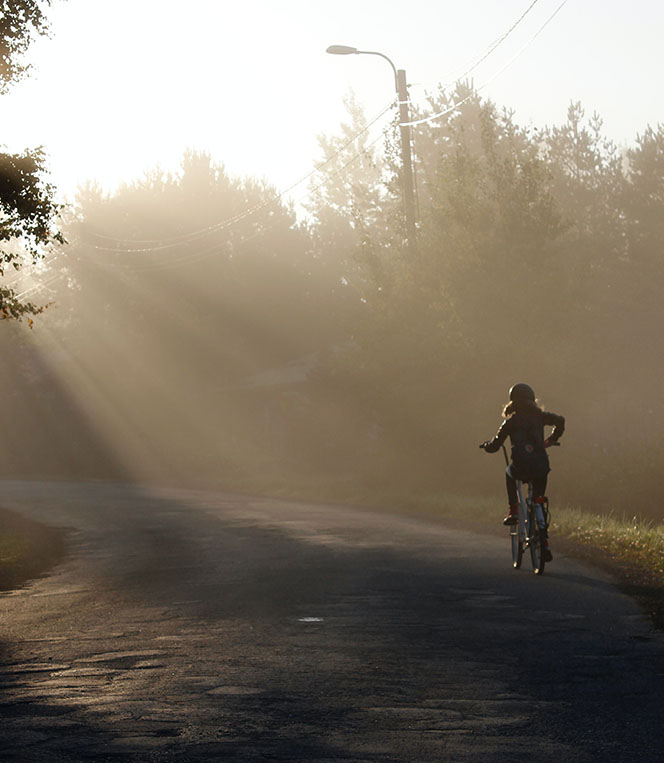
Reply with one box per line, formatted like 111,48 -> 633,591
14,269 -> 64,302
101,0 -> 570,271
99,116 -> 395,274
89,100 -> 396,253
7,0 -> 569,293
451,0 -> 542,82
5,98 -> 397,293
6,98 -> 396,290
407,0 -> 542,108
403,0 -> 570,127
87,0 -> 552,256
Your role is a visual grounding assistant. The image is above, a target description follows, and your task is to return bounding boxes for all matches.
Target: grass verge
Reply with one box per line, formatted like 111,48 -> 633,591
0,508 -> 67,592
551,508 -> 664,630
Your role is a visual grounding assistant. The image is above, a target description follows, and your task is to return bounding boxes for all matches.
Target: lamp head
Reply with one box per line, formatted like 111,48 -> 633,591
326,45 -> 358,55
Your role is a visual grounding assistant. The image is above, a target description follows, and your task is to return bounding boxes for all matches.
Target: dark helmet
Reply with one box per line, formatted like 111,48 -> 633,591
509,383 -> 535,402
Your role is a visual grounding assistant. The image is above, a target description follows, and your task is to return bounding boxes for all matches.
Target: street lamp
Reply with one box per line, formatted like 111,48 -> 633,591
326,45 -> 416,251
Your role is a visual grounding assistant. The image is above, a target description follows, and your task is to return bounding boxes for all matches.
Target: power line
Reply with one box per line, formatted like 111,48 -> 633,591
88,101 -> 395,253
7,1 -> 570,291
89,0 -> 561,258
15,3 -> 558,262
96,122 -> 393,274
4,100 -> 397,292
403,0 -> 570,127
407,0 -> 542,107
120,1 -> 570,271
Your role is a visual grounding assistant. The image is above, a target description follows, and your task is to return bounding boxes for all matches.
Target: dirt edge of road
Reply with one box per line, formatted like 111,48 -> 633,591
0,507 -> 68,593
553,533 -> 664,631
412,511 -> 664,632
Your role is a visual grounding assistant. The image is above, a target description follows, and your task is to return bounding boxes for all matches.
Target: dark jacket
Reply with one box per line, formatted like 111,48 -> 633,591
484,403 -> 565,479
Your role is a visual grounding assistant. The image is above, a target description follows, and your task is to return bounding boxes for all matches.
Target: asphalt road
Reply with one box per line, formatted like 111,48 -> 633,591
0,480 -> 662,762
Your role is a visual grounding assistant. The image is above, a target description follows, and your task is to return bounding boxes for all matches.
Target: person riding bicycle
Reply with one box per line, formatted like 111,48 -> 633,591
480,383 -> 565,558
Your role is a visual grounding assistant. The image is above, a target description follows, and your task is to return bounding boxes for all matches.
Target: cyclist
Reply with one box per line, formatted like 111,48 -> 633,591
480,383 -> 565,560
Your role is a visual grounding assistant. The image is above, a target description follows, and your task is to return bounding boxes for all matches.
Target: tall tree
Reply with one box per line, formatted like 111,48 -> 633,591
542,102 -> 625,287
308,86 -> 578,490
0,0 -> 64,320
39,150 -> 360,484
623,124 -> 664,272
304,92 -> 400,303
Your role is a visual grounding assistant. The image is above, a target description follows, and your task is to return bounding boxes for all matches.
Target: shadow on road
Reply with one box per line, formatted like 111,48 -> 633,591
0,484 -> 662,761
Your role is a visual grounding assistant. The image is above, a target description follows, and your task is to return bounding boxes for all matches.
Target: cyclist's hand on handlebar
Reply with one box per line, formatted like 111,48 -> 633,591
479,441 -> 488,450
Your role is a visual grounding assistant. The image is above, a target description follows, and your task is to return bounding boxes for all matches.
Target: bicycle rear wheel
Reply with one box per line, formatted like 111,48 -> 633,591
510,526 -> 522,569
528,519 -> 546,575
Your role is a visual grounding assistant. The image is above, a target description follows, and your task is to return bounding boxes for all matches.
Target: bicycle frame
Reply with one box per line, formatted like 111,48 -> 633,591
502,445 -> 547,575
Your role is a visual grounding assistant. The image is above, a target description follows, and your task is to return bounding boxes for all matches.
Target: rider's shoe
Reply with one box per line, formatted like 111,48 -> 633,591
503,504 -> 518,526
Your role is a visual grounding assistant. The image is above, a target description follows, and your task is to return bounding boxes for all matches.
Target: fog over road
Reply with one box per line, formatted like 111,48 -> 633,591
0,481 -> 662,762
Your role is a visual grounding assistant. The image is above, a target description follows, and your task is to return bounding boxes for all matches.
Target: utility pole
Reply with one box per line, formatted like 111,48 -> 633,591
326,46 -> 417,252
397,68 -> 416,253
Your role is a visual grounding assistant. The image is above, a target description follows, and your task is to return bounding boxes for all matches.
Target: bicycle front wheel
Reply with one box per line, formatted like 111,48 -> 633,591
510,526 -> 522,569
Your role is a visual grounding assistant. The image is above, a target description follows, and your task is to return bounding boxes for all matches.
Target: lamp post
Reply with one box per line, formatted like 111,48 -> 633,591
326,45 -> 416,251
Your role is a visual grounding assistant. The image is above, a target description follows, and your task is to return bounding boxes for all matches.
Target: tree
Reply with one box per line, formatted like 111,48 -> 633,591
31,149 -> 364,484
307,85 -> 579,490
305,81 -> 664,517
542,103 -> 625,286
0,0 -> 53,91
623,123 -> 664,272
0,0 -> 64,321
304,92 -> 400,304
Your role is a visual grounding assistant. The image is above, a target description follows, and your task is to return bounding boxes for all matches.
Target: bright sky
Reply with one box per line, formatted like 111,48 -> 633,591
2,0 -> 662,203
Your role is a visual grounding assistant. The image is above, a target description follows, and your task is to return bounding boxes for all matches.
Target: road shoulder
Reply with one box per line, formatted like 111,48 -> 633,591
0,506 -> 68,592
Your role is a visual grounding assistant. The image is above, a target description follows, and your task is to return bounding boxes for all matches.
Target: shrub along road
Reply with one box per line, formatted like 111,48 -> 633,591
0,481 -> 662,761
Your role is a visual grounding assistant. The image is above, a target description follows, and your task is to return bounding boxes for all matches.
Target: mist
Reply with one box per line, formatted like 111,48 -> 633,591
3,87 -> 663,521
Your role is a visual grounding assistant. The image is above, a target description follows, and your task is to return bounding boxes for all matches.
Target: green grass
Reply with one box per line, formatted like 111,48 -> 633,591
0,534 -> 31,566
0,508 -> 67,591
552,507 -> 664,577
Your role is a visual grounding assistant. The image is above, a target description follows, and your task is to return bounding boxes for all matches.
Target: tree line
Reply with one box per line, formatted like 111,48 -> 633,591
2,3 -> 663,517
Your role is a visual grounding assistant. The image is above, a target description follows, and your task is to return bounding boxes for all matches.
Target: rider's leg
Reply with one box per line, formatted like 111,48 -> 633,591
532,475 -> 548,501
503,466 -> 519,525
532,476 -> 553,561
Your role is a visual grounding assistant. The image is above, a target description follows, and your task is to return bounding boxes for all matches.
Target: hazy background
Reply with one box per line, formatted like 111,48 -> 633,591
3,0 -> 663,198
1,1 -> 663,520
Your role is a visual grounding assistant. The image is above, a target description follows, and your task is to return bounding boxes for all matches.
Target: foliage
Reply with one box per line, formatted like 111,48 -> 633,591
623,124 -> 664,272
68,150 -> 337,367
0,0 -> 64,321
7,76 -> 664,519
8,150 -> 361,484
304,84 -> 664,516
0,0 -> 53,93
0,147 -> 64,318
305,92 -> 392,238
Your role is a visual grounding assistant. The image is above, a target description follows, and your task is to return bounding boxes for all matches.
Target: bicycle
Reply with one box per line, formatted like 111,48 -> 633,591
479,441 -> 555,575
